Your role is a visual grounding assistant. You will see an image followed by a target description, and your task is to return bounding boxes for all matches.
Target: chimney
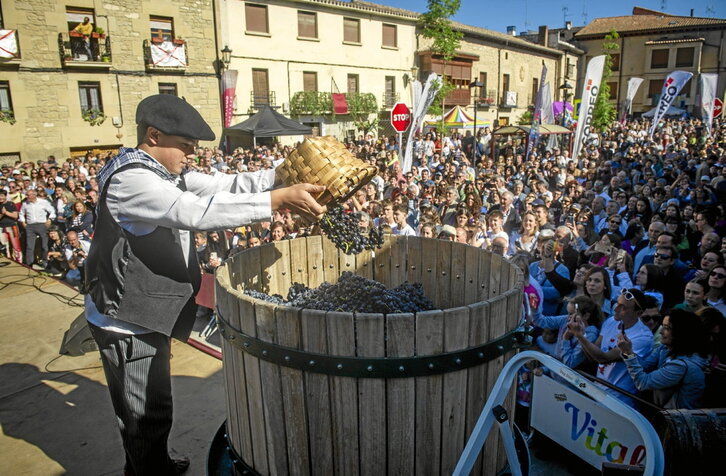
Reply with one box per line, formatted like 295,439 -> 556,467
538,25 -> 549,47
506,25 -> 516,36
690,9 -> 694,17
565,20 -> 572,30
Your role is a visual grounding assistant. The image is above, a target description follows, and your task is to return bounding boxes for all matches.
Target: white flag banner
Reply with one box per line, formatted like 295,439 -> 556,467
648,70 -> 693,137
403,73 -> 440,172
541,82 -> 554,124
0,29 -> 19,59
150,41 -> 187,67
620,77 -> 644,123
572,55 -> 606,160
700,73 -> 718,136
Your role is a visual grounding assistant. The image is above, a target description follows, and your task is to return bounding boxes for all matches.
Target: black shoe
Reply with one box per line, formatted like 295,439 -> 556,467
172,457 -> 190,475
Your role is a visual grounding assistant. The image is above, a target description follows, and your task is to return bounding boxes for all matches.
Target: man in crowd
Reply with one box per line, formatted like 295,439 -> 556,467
18,188 -> 55,268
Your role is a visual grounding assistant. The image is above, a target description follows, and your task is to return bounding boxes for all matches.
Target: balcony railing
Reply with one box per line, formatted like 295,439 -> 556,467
58,32 -> 112,65
144,39 -> 188,69
0,29 -> 21,60
476,89 -> 498,107
250,91 -> 276,110
382,92 -> 400,109
289,91 -> 377,116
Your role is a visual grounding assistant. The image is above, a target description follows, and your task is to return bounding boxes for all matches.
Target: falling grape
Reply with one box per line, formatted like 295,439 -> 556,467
317,205 -> 384,255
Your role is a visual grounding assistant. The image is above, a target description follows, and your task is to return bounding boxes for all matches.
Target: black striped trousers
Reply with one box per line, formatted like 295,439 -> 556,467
89,324 -> 177,475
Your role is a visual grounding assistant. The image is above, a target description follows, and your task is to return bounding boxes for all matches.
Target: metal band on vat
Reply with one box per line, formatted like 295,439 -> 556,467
216,307 -> 525,378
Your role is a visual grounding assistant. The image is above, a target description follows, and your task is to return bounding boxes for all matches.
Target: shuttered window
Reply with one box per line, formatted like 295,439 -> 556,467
384,76 -> 395,107
252,69 -> 269,105
158,83 -> 177,96
298,11 -> 317,38
479,72 -> 487,98
648,79 -> 662,99
382,24 -> 397,48
303,72 -> 317,92
347,74 -> 359,94
245,4 -> 268,34
344,18 -> 360,43
676,47 -> 694,67
650,49 -> 668,69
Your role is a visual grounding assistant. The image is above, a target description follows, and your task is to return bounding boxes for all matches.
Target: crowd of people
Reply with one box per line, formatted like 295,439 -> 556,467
1,115 -> 725,414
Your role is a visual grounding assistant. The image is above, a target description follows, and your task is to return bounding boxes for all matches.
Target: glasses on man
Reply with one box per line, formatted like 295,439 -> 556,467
609,219 -> 621,225
654,253 -> 672,260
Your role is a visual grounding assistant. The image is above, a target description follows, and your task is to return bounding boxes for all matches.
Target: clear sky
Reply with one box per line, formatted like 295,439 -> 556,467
383,0 -> 725,35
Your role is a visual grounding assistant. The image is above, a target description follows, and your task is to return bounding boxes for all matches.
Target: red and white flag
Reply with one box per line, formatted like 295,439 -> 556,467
0,30 -> 18,59
572,55 -> 606,160
648,70 -> 693,137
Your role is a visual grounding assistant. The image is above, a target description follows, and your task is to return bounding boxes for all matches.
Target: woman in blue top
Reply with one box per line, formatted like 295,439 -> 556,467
617,309 -> 708,409
533,295 -> 602,369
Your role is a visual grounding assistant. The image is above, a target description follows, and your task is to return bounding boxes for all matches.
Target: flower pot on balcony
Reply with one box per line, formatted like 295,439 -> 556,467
172,39 -> 185,45
101,55 -> 111,62
91,32 -> 106,39
151,37 -> 164,44
69,31 -> 84,38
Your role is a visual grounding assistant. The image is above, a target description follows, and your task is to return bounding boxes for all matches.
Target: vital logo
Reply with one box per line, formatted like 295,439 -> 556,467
565,402 -> 646,465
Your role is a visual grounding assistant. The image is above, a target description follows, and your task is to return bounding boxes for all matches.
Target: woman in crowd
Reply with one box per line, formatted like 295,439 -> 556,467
45,226 -> 67,277
684,250 -> 724,282
624,263 -> 665,310
584,266 -> 614,318
509,210 -> 539,255
705,265 -> 726,316
674,278 -> 710,314
269,221 -> 289,242
618,309 -> 708,409
66,200 -> 93,240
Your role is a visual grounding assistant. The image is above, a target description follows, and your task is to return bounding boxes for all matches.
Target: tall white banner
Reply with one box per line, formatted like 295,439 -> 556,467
403,73 -> 440,172
648,70 -> 693,137
619,77 -> 643,123
700,73 -> 718,136
572,55 -> 606,160
541,82 -> 554,124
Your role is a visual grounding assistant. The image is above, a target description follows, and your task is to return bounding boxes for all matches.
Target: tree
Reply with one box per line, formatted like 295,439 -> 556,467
591,30 -> 620,131
420,0 -> 463,132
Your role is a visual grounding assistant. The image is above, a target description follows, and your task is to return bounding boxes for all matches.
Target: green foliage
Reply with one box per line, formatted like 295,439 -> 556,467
82,108 -> 106,126
419,0 -> 463,61
427,77 -> 456,134
592,30 -> 619,132
94,26 -> 105,35
345,93 -> 378,115
353,117 -> 379,136
0,110 -> 16,125
517,110 -> 533,125
290,91 -> 332,116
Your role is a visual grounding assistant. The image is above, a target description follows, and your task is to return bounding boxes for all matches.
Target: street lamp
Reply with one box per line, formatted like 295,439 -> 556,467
469,80 -> 484,155
221,45 -> 232,70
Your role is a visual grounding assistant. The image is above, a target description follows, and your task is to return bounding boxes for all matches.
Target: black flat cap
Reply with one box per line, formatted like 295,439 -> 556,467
136,94 -> 215,141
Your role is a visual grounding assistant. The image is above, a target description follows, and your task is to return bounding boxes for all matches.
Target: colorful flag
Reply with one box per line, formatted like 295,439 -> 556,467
648,70 -> 693,137
221,70 -> 238,128
572,55 -> 606,159
700,73 -> 718,136
619,77 -> 643,123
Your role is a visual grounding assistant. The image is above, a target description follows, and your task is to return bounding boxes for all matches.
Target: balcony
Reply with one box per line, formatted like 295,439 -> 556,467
250,91 -> 276,110
289,91 -> 377,116
475,89 -> 498,108
58,32 -> 112,68
0,29 -> 21,63
443,87 -> 470,107
382,92 -> 400,109
501,91 -> 518,108
144,39 -> 188,71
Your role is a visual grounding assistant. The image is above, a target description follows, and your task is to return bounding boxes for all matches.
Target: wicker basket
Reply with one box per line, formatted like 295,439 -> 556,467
275,136 -> 377,205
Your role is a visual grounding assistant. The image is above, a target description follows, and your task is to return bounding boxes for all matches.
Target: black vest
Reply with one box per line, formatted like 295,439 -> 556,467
85,164 -> 201,340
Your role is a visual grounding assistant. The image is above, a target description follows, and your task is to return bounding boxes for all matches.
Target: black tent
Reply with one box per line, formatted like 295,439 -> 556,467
224,105 -> 312,147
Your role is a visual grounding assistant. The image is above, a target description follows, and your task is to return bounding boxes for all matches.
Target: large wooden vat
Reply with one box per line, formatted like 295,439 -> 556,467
215,235 -> 524,475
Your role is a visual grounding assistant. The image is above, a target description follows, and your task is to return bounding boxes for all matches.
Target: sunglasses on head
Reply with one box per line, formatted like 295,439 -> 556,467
620,288 -> 642,309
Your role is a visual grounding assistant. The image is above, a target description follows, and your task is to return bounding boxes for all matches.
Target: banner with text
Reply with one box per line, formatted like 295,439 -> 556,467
619,77 -> 643,123
700,73 -> 718,136
572,55 -> 606,159
221,70 -> 238,128
648,70 -> 693,137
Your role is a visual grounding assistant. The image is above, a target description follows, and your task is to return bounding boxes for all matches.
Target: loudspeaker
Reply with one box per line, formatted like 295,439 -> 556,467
59,312 -> 98,356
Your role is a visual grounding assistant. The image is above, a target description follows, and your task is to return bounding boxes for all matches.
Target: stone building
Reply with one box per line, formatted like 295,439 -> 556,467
0,0 -> 221,163
573,6 -> 726,116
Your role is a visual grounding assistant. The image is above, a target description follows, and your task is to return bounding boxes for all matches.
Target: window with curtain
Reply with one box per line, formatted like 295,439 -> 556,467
303,72 -> 318,92
479,72 -> 487,98
384,76 -> 395,107
298,11 -> 317,38
149,16 -> 174,41
382,24 -> 397,48
252,69 -> 269,105
245,4 -> 269,34
347,74 -> 359,94
79,82 -> 102,111
344,18 -> 360,43
0,81 -> 13,112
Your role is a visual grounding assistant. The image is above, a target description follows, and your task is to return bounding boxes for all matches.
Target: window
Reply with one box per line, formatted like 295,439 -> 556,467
566,59 -> 575,78
298,11 -> 317,39
303,72 -> 317,92
252,69 -> 269,106
245,4 -> 269,34
150,16 -> 174,41
676,47 -> 694,68
607,82 -> 618,101
382,24 -> 397,48
502,73 -> 510,98
66,7 -> 95,34
531,78 -> 539,105
650,49 -> 669,69
344,18 -> 360,43
648,79 -> 663,99
347,74 -> 359,94
0,81 -> 14,116
158,83 -> 178,96
479,72 -> 487,98
610,53 -> 620,72
78,82 -> 102,112
384,76 -> 396,108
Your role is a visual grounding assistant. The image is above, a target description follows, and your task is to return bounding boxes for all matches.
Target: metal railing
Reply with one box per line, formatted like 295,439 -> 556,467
58,32 -> 112,63
250,91 -> 276,109
382,92 -> 399,109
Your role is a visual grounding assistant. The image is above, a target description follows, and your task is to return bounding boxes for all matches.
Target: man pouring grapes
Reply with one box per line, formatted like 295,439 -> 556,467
84,94 -> 325,475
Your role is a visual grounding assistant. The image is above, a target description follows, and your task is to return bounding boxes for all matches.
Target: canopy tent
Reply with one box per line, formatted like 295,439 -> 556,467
641,106 -> 688,118
491,124 -> 573,159
423,105 -> 492,130
224,105 -> 313,147
492,124 -> 572,135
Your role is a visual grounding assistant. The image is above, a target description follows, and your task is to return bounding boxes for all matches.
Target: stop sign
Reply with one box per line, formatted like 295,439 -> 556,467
714,98 -> 723,119
390,103 -> 411,132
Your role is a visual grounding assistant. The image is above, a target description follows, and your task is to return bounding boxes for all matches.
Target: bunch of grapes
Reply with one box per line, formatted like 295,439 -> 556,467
244,271 -> 435,314
317,205 -> 384,255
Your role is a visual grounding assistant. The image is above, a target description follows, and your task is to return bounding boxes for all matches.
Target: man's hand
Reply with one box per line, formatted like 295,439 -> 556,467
568,315 -> 585,338
270,184 -> 327,223
617,332 -> 633,357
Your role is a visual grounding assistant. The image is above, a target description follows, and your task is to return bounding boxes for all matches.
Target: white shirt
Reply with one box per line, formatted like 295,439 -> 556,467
392,223 -> 416,236
18,198 -> 56,224
86,166 -> 276,334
